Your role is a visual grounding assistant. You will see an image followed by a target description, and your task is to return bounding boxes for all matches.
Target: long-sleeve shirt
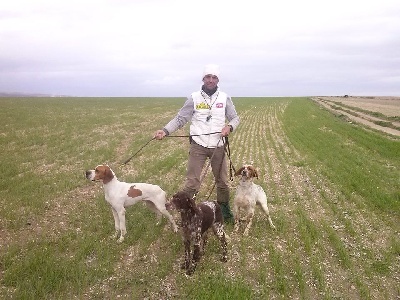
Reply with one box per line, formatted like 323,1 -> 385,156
163,92 -> 240,137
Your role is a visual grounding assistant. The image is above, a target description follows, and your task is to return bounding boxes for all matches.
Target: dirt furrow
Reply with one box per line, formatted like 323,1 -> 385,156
313,97 -> 400,137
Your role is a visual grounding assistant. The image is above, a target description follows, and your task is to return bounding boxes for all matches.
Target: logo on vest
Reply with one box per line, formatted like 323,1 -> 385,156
196,102 -> 211,110
216,103 -> 224,108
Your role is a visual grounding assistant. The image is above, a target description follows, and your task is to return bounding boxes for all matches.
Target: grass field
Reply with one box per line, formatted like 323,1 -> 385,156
0,97 -> 399,299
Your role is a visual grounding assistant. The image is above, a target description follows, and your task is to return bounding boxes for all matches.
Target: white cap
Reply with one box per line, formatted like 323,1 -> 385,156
202,64 -> 220,79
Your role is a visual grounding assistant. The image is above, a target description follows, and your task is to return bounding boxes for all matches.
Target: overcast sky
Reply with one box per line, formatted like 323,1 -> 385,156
1,0 -> 399,97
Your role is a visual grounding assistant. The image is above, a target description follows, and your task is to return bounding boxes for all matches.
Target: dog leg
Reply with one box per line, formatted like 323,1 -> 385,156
158,205 -> 178,232
259,200 -> 276,229
161,209 -> 178,233
183,239 -> 191,271
233,205 -> 240,232
233,220 -> 240,233
155,211 -> 162,226
188,243 -> 200,275
111,208 -> 120,239
187,229 -> 202,275
213,223 -> 228,262
144,200 -> 162,225
116,207 -> 126,243
267,215 -> 276,229
152,201 -> 179,232
243,211 -> 254,236
200,232 -> 209,256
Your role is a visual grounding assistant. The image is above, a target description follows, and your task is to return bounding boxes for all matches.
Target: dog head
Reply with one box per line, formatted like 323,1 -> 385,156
85,164 -> 115,184
168,191 -> 200,215
235,164 -> 259,181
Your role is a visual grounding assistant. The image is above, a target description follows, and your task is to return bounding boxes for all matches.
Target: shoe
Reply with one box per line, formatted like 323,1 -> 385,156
219,202 -> 234,224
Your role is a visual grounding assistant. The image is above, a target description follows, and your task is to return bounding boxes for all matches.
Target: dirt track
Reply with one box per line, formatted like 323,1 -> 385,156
312,96 -> 400,137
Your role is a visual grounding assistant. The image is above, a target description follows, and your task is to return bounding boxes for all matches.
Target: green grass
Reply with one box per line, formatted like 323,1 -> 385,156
282,98 -> 400,215
0,97 -> 399,299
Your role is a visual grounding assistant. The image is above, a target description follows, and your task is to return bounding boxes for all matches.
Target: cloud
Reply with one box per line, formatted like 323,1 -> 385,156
0,0 -> 399,96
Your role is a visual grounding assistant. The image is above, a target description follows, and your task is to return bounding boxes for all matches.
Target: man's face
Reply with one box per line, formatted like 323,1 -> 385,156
203,74 -> 219,90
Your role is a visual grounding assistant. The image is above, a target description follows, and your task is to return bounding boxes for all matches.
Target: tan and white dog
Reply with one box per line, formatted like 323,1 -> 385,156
85,164 -> 178,242
233,165 -> 275,235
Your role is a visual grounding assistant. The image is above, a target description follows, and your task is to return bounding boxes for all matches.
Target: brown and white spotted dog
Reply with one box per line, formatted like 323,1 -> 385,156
168,191 -> 228,275
233,165 -> 276,236
85,164 -> 178,242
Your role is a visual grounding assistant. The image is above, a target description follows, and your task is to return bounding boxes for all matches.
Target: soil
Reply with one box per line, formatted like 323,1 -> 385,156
312,96 -> 400,137
1,96 -> 399,299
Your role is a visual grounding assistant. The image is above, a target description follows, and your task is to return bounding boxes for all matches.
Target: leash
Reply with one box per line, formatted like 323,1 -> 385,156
224,136 -> 237,181
200,138 -> 223,199
121,130 -> 237,203
202,136 -> 237,201
122,131 -> 223,165
122,137 -> 156,165
202,138 -> 223,201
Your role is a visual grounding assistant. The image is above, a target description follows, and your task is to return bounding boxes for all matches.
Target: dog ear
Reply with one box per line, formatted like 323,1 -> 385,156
253,168 -> 259,179
248,166 -> 259,179
165,201 -> 173,211
103,166 -> 114,184
171,192 -> 183,209
235,167 -> 244,176
188,196 -> 201,214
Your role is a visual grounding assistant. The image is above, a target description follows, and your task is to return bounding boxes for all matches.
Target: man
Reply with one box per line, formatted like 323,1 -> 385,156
154,64 -> 240,222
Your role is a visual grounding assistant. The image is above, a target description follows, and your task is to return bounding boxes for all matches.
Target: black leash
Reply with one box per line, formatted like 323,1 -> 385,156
203,136 -> 237,200
122,137 -> 155,165
122,131 -> 237,202
201,138 -> 223,200
165,131 -> 222,138
122,131 -> 223,165
223,136 -> 237,181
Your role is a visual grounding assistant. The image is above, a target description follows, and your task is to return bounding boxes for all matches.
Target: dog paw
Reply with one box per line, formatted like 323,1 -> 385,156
117,236 -> 125,243
112,231 -> 119,239
186,267 -> 196,276
180,261 -> 189,270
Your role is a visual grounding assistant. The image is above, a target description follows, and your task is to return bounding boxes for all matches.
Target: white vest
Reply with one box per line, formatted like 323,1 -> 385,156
190,90 -> 227,148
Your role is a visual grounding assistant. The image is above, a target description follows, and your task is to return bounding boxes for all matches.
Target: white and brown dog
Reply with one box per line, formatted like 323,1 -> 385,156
233,165 -> 275,235
85,164 -> 178,242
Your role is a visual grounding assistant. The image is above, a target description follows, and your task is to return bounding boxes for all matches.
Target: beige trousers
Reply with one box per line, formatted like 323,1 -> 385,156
183,141 -> 230,201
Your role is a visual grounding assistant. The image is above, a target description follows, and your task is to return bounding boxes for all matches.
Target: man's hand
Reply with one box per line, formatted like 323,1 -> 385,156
154,130 -> 166,140
221,125 -> 232,137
